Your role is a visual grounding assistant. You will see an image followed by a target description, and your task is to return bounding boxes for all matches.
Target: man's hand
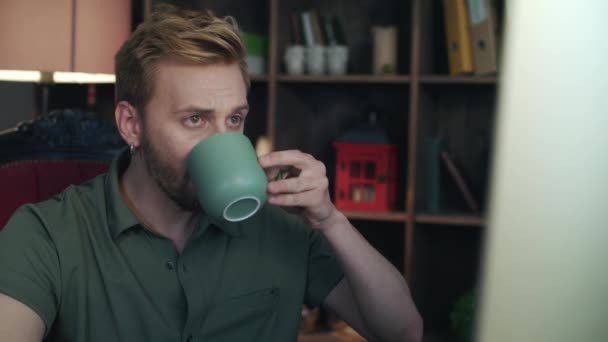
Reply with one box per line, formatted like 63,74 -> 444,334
260,150 -> 423,342
259,150 -> 339,229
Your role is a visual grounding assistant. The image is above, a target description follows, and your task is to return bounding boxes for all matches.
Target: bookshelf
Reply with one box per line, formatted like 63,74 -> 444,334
419,75 -> 498,84
415,213 -> 485,227
343,210 -> 408,223
277,74 -> 411,84
147,0 -> 501,340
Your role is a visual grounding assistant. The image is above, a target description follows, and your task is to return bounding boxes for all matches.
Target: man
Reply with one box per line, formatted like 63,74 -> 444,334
0,5 -> 422,342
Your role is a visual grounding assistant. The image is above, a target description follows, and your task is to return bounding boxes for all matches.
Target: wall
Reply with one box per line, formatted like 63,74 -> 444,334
0,82 -> 34,130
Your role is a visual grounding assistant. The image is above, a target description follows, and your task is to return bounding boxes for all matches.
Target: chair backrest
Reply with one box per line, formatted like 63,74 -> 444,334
0,109 -> 124,164
0,109 -> 124,229
0,160 -> 110,229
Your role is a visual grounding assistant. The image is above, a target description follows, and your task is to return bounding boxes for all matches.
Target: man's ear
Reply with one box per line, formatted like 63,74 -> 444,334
115,101 -> 142,148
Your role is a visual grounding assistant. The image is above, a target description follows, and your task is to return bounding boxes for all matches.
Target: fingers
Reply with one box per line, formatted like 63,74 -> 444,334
268,189 -> 323,207
267,176 -> 328,195
263,166 -> 282,181
260,150 -> 330,212
264,165 -> 301,182
259,150 -> 326,179
259,150 -> 316,170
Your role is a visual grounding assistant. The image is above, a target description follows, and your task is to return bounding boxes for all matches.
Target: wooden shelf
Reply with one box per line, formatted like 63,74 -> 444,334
298,329 -> 366,342
278,74 -> 410,84
415,213 -> 485,226
422,331 -> 454,342
300,329 -> 453,342
298,321 -> 365,342
419,75 -> 498,85
298,334 -> 364,342
298,335 -> 344,342
343,211 -> 408,222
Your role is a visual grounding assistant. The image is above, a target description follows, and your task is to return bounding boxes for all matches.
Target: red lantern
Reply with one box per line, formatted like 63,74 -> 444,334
333,142 -> 398,212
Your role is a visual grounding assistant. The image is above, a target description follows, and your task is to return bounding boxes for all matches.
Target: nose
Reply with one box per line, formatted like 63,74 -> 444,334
210,122 -> 229,135
216,123 -> 229,133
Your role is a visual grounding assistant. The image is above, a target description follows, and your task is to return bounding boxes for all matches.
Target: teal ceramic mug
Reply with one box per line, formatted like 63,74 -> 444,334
187,132 -> 268,223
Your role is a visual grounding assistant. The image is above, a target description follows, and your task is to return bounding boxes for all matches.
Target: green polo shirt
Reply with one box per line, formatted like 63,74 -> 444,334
0,150 -> 344,341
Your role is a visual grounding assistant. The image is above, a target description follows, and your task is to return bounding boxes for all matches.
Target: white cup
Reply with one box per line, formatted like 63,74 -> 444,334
327,45 -> 349,75
306,45 -> 327,75
284,45 -> 305,75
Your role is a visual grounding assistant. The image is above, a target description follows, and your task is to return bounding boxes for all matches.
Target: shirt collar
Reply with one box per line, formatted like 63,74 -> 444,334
105,148 -> 241,239
105,148 -> 140,239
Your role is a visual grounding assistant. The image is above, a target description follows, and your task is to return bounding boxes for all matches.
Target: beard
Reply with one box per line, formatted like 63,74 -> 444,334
139,131 -> 201,212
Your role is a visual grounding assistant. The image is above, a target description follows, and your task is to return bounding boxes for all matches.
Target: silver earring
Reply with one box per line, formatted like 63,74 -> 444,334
129,144 -> 136,155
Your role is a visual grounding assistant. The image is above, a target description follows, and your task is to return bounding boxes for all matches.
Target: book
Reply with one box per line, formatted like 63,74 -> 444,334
321,14 -> 337,46
467,0 -> 499,74
425,138 -> 444,212
300,11 -> 314,46
332,16 -> 346,45
309,9 -> 325,46
440,149 -> 480,212
290,12 -> 302,45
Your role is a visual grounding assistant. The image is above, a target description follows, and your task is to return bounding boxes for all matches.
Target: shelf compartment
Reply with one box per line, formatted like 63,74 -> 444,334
415,213 -> 485,226
278,74 -> 410,84
298,332 -> 365,342
343,210 -> 408,222
419,75 -> 498,85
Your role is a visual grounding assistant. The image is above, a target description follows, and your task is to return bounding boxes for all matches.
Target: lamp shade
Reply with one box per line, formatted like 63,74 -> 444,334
0,0 -> 130,75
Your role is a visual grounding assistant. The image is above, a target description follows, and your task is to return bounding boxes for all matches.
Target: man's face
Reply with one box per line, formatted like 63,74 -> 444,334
139,59 -> 249,211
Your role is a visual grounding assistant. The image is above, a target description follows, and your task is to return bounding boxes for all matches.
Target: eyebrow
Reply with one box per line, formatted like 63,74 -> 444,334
173,104 -> 250,115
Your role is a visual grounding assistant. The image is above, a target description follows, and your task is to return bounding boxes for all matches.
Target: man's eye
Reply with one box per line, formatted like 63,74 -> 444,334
229,115 -> 243,125
184,114 -> 205,127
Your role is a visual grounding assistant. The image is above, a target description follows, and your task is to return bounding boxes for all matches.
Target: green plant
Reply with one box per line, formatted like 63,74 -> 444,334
449,290 -> 477,342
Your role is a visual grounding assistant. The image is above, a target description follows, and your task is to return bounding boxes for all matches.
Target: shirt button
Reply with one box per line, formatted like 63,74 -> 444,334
166,261 -> 175,270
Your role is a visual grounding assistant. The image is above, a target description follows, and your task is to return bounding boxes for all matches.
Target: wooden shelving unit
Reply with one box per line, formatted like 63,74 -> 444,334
343,210 -> 408,223
278,74 -> 410,84
419,74 -> 498,84
415,213 -> 485,227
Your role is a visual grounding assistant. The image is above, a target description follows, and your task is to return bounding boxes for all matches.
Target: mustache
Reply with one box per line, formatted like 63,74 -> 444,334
183,168 -> 193,185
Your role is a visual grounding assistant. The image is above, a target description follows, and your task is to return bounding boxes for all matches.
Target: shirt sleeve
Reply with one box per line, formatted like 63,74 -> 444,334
0,205 -> 60,336
304,228 -> 344,308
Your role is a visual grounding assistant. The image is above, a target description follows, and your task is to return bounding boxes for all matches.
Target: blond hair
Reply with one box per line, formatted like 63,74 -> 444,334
115,4 -> 249,115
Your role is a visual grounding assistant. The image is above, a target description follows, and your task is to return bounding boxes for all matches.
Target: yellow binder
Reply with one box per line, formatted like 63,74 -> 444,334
443,0 -> 474,75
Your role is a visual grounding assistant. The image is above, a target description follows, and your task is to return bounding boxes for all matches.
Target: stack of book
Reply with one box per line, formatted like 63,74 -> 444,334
289,9 -> 346,47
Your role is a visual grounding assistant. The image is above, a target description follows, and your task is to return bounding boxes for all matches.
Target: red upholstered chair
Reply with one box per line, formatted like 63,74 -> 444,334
0,160 -> 110,229
0,109 -> 124,230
